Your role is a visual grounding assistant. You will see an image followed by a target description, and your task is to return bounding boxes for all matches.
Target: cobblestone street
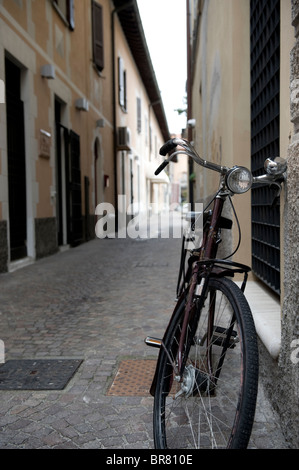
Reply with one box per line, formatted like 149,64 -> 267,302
0,226 -> 288,449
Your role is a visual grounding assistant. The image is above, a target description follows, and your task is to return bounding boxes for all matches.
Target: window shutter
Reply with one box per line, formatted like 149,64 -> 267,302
123,70 -> 127,111
118,57 -> 125,107
67,0 -> 75,30
92,1 -> 104,71
137,97 -> 141,133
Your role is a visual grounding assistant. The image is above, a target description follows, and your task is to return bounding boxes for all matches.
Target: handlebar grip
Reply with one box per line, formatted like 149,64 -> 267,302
154,160 -> 169,175
159,139 -> 178,156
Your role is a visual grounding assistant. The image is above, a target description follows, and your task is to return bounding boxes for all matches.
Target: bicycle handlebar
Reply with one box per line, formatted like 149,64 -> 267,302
159,139 -> 179,157
156,138 -> 228,175
154,159 -> 171,176
155,138 -> 286,188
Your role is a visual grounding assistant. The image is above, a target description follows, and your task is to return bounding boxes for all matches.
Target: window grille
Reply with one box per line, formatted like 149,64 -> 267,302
250,0 -> 281,295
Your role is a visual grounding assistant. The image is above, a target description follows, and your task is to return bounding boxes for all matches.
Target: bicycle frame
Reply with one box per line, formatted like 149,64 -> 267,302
146,137 -> 286,396
149,189 -> 252,393
202,192 -> 225,260
176,190 -> 251,377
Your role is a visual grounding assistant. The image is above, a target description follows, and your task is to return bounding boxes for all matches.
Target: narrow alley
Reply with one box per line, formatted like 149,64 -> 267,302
0,230 -> 288,449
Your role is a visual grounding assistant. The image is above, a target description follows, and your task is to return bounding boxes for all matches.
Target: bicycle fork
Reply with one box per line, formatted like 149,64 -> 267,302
145,269 -> 239,395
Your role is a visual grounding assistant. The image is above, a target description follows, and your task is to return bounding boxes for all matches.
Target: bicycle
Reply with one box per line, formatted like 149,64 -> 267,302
145,137 -> 287,449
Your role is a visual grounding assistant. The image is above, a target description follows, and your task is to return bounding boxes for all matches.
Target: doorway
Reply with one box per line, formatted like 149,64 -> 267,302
55,99 -> 68,246
5,58 -> 27,261
55,99 -> 83,246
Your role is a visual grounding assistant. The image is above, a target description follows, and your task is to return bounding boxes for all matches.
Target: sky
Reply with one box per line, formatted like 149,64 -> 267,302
136,0 -> 187,135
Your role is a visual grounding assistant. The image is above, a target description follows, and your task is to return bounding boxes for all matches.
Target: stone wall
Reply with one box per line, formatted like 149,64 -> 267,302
35,218 -> 58,260
279,0 -> 299,447
262,0 -> 299,448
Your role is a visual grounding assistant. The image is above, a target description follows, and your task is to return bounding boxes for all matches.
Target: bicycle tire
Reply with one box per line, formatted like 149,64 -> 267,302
153,276 -> 259,449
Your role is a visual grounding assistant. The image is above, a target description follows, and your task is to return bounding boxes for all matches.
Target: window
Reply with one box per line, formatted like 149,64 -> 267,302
53,0 -> 75,30
92,1 -> 104,72
118,57 -> 127,111
137,97 -> 142,133
149,126 -> 152,154
145,116 -> 148,145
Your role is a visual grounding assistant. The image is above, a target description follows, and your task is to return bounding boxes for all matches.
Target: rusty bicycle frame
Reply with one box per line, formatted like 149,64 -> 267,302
155,192 -> 251,390
146,137 -> 286,394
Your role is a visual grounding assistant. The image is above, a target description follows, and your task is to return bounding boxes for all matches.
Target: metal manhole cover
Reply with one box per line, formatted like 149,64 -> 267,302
0,359 -> 83,390
107,359 -> 156,396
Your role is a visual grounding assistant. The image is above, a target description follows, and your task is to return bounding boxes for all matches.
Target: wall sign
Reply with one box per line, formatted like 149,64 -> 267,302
39,129 -> 51,158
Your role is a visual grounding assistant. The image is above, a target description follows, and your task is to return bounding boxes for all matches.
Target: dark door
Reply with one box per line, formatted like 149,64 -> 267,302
69,130 -> 83,245
5,58 -> 27,261
55,100 -> 69,246
55,101 -> 82,246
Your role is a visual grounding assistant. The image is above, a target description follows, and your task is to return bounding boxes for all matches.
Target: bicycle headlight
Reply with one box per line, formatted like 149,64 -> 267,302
226,166 -> 253,194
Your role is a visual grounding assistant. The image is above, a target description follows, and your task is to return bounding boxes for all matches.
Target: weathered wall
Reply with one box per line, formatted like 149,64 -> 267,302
191,0 -> 252,267
279,0 -> 299,447
261,0 -> 299,448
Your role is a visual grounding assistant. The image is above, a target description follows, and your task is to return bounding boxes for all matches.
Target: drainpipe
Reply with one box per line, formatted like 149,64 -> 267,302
186,0 -> 194,210
111,1 -> 134,232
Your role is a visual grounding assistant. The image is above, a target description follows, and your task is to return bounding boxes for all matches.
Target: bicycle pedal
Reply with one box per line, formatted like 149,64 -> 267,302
212,326 -> 238,348
144,336 -> 161,348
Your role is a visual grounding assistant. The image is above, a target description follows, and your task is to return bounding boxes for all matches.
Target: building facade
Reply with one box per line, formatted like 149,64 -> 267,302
0,0 -> 169,272
187,0 -> 299,446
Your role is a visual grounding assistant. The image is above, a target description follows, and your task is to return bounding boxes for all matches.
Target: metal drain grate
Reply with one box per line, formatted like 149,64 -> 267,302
107,359 -> 156,396
0,359 -> 83,390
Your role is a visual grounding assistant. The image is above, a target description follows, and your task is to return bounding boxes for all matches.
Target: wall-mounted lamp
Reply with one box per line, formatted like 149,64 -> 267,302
75,98 -> 89,112
96,118 -> 105,128
187,118 -> 196,128
41,64 -> 55,79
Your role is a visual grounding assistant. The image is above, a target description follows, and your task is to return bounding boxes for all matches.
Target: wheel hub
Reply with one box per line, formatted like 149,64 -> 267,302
175,364 -> 211,398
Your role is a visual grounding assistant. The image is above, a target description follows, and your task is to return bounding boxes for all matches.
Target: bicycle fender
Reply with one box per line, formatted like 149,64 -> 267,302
211,266 -> 236,278
149,292 -> 186,397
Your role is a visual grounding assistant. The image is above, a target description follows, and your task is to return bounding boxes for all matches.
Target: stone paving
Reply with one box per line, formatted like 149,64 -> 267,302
0,224 -> 289,449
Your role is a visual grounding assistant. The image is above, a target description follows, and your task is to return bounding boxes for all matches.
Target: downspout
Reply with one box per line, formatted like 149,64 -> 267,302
186,0 -> 194,209
111,1 -> 134,232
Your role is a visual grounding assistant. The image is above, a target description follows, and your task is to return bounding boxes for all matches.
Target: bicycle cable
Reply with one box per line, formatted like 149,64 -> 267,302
190,190 -> 221,233
190,190 -> 242,261
221,194 -> 241,260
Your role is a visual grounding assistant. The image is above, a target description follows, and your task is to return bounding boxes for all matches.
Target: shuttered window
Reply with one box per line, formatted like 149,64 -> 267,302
137,97 -> 142,133
118,57 -> 127,111
53,0 -> 74,30
92,1 -> 104,72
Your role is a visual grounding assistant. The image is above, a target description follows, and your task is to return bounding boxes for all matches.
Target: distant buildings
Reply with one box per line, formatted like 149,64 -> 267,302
0,0 -> 171,272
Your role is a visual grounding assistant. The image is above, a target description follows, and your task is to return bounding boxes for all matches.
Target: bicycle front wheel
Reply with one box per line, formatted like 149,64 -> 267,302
153,276 -> 259,449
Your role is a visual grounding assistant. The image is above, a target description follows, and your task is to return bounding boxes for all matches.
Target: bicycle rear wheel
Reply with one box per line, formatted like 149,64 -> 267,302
153,276 -> 259,449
